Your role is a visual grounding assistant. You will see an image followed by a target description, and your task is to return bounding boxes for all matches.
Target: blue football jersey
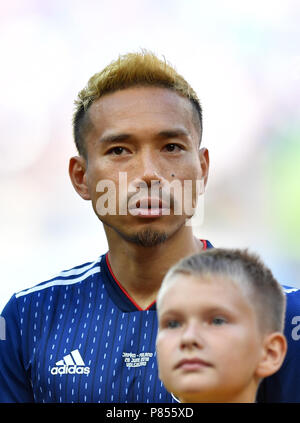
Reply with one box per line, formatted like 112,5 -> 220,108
1,239 -> 299,403
257,286 -> 300,403
0,240 -> 212,403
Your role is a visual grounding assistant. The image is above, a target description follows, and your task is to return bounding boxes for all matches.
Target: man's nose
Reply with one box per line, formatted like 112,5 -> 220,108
138,148 -> 162,187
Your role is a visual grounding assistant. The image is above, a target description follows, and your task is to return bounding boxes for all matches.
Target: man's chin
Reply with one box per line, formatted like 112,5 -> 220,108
122,228 -> 168,247
101,216 -> 186,247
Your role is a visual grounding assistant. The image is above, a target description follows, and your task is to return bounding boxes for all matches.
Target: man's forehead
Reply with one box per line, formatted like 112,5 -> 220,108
90,85 -> 191,109
87,86 -> 201,135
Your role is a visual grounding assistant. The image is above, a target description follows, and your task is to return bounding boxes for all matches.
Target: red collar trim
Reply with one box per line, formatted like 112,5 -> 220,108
105,239 -> 207,311
105,253 -> 155,311
200,239 -> 207,250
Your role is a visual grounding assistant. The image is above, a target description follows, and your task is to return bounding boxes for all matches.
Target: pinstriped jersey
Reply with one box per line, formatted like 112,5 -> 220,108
0,241 -> 213,403
2,240 -> 300,403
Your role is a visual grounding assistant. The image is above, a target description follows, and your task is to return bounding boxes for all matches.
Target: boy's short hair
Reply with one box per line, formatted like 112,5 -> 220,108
157,248 -> 286,334
73,50 -> 202,157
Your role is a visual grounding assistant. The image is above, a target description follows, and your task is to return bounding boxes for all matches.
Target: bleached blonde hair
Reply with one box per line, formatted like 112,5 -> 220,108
73,50 -> 202,157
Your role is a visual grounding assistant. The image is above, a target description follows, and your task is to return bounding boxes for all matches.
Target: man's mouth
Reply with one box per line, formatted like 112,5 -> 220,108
128,198 -> 170,217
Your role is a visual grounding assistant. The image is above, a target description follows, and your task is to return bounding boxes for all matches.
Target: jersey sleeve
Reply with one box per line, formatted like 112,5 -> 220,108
0,295 -> 34,402
257,287 -> 300,402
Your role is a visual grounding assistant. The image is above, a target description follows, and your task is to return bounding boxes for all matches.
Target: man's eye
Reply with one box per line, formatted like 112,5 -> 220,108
211,316 -> 227,326
107,146 -> 126,155
164,143 -> 183,152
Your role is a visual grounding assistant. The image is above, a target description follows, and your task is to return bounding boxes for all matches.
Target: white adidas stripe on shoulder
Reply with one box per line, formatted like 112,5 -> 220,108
284,287 -> 300,294
16,257 -> 101,298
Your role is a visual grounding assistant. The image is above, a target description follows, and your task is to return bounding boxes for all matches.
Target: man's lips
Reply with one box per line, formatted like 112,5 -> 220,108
175,358 -> 212,371
128,198 -> 170,217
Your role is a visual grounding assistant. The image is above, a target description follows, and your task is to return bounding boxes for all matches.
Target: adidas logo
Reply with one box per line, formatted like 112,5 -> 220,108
50,349 -> 90,375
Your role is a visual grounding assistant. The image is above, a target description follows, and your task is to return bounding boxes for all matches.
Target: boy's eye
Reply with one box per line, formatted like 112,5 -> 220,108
211,316 -> 227,326
166,320 -> 181,329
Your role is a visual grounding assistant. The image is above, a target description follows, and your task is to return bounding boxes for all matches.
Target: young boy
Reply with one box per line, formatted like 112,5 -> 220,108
156,248 -> 287,403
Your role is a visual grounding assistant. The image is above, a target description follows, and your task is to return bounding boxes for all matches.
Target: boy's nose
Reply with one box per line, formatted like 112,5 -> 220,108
180,322 -> 204,350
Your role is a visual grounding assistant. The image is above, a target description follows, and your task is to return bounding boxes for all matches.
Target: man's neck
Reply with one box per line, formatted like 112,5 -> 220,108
105,226 -> 205,309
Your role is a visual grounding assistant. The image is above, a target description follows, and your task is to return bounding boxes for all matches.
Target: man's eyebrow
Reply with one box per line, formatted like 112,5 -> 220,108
157,128 -> 189,139
99,133 -> 131,144
98,128 -> 190,144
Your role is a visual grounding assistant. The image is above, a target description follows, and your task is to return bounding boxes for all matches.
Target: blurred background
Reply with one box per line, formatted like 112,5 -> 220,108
0,0 -> 299,311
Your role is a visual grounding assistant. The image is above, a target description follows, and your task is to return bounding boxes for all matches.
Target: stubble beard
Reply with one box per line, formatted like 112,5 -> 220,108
118,227 -> 168,247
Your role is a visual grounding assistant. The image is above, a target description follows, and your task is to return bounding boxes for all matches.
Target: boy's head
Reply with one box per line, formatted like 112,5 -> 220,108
156,248 -> 287,403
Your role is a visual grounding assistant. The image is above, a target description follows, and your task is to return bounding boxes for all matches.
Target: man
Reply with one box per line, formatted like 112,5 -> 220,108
0,51 -> 299,402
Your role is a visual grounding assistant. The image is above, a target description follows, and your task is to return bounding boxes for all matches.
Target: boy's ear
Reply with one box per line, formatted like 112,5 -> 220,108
69,156 -> 91,200
255,333 -> 287,379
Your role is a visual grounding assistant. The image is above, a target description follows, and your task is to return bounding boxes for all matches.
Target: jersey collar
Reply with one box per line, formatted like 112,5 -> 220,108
100,239 -> 212,313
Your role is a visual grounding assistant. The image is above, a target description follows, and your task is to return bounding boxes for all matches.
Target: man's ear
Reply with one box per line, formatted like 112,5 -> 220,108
255,333 -> 287,379
69,156 -> 91,200
199,148 -> 209,188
